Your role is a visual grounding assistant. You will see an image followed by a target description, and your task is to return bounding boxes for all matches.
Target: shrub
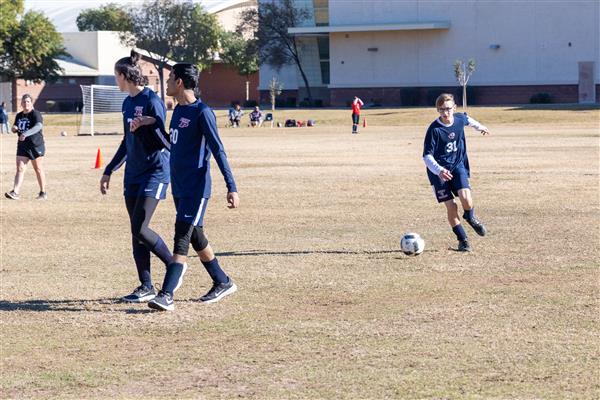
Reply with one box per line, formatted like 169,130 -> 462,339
243,99 -> 258,108
400,88 -> 419,106
530,93 -> 552,104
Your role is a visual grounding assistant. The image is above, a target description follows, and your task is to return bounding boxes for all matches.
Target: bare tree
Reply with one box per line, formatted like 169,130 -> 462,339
268,76 -> 283,111
238,0 -> 313,105
454,58 -> 476,109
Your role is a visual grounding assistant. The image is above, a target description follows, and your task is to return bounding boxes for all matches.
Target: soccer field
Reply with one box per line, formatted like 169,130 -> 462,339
1,106 -> 599,399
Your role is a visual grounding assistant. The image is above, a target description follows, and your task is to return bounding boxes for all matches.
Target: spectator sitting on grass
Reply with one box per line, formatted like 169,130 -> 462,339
249,106 -> 263,127
228,103 -> 243,127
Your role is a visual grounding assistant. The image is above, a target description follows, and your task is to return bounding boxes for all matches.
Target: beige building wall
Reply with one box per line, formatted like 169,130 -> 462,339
328,0 -> 599,88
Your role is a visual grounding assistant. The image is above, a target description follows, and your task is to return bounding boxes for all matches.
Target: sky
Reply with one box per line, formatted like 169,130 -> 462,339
24,0 -> 240,32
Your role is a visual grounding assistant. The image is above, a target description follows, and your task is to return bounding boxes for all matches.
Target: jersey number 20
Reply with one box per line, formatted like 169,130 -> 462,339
170,128 -> 178,144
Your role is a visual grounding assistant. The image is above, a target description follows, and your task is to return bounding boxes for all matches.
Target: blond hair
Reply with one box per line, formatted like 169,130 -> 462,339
435,93 -> 455,108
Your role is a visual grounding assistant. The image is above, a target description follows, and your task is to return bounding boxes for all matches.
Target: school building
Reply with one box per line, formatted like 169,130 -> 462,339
260,0 -> 600,106
1,0 -> 259,112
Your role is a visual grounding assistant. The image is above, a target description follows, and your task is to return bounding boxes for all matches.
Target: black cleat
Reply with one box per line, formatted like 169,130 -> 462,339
148,291 -> 174,311
465,216 -> 487,236
458,239 -> 472,252
200,279 -> 237,304
122,285 -> 156,303
36,191 -> 47,200
5,190 -> 19,200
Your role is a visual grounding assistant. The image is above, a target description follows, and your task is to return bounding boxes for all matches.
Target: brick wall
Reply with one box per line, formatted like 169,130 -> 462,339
198,63 -> 259,107
331,84 -> 595,107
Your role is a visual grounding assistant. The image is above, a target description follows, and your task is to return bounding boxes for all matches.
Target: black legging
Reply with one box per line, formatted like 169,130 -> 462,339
125,196 -> 162,248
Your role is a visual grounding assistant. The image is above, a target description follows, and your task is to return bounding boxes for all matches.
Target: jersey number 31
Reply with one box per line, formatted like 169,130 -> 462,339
446,141 -> 457,153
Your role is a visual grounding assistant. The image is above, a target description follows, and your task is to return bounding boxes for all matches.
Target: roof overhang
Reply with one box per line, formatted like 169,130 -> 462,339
288,21 -> 450,35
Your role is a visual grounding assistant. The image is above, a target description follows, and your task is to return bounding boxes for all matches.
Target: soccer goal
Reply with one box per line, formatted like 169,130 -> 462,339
79,85 -> 128,135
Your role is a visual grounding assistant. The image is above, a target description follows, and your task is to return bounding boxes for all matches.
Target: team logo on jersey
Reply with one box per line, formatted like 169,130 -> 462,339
134,106 -> 144,117
448,132 -> 456,140
178,118 -> 190,128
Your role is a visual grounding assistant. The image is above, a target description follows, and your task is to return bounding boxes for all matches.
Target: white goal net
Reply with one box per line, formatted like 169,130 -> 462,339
79,85 -> 128,135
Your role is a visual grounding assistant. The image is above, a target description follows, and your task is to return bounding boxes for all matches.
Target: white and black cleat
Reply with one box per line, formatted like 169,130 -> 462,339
200,279 -> 237,304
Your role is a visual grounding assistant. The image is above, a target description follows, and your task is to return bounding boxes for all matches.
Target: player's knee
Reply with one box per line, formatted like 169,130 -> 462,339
173,220 -> 194,256
190,226 -> 209,252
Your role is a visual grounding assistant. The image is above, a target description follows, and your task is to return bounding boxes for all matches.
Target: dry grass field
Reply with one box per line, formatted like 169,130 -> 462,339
1,106 -> 599,399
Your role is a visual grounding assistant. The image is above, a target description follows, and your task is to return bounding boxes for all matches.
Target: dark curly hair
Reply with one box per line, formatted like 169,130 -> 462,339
114,50 -> 149,86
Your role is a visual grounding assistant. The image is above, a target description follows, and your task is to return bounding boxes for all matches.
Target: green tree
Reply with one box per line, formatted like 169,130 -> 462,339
0,0 -> 23,56
238,0 -> 313,105
76,3 -> 133,32
219,31 -> 259,101
0,4 -> 66,83
122,0 -> 222,100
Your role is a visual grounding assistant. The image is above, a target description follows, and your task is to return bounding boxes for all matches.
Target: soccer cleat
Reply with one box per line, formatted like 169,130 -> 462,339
36,191 -> 47,200
465,216 -> 487,236
457,239 -> 472,252
200,279 -> 237,304
173,263 -> 188,293
5,191 -> 19,200
147,291 -> 174,311
122,285 -> 156,303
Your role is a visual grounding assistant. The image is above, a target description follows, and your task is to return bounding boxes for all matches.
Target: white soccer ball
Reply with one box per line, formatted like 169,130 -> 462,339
400,232 -> 425,256
60,131 -> 68,136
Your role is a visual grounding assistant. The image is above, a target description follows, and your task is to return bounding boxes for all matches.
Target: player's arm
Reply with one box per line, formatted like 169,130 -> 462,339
100,139 -> 127,194
130,97 -> 170,149
466,115 -> 490,135
423,128 -> 452,181
199,109 -> 239,208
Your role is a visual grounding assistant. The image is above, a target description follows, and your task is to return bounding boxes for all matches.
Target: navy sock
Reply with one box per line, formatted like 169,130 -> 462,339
463,208 -> 474,220
201,258 -> 228,284
162,262 -> 185,295
452,224 -> 468,241
151,236 -> 172,267
132,240 -> 152,288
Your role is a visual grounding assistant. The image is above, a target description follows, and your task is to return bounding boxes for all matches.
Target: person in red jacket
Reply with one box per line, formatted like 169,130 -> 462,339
351,96 -> 364,134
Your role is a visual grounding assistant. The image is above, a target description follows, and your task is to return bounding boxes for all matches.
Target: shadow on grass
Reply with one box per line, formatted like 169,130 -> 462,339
215,249 -> 406,257
0,298 -> 139,313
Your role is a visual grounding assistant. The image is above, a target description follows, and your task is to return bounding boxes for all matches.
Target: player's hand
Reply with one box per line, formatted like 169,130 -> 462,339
227,191 -> 239,209
439,169 -> 453,182
130,116 -> 156,132
11,125 -> 19,133
100,174 -> 110,195
18,134 -> 25,141
480,127 -> 490,135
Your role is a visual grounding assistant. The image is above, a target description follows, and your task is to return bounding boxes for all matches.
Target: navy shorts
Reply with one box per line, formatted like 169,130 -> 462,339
352,113 -> 360,124
124,181 -> 168,199
430,167 -> 471,203
17,143 -> 45,160
174,196 -> 209,226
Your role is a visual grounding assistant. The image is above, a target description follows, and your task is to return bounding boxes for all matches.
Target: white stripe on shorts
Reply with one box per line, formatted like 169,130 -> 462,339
155,183 -> 164,199
193,198 -> 206,226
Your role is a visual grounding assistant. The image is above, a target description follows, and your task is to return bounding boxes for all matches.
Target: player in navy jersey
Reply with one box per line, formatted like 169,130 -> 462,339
5,94 -> 48,200
423,93 -> 489,252
99,50 -> 174,303
148,63 -> 239,311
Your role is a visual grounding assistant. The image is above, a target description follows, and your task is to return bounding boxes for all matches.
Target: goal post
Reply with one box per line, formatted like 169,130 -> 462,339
79,85 -> 128,136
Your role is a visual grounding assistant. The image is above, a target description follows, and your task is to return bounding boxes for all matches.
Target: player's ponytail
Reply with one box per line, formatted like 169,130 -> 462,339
115,50 -> 149,86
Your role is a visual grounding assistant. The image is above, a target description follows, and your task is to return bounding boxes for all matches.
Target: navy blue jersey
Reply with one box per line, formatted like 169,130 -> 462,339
423,113 -> 470,181
169,100 -> 237,198
104,87 -> 170,185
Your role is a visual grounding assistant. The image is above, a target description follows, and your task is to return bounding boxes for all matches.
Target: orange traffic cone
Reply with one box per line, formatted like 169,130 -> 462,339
363,118 -> 367,128
94,148 -> 103,169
